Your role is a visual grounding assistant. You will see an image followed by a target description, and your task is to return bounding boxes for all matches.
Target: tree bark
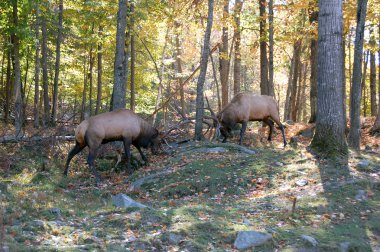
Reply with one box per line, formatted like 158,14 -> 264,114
175,24 -> 186,116
51,0 -> 63,124
374,24 -> 380,132
80,56 -> 87,121
284,53 -> 295,120
362,51 -> 369,116
4,45 -> 11,124
290,41 -> 302,121
233,0 -> 242,96
210,54 -> 221,111
347,0 -> 368,149
369,29 -> 377,116
259,0 -> 271,96
130,1 -> 135,112
112,0 -> 128,110
41,15 -> 50,126
220,0 -> 229,107
194,0 -> 214,140
95,25 -> 103,115
308,0 -> 318,123
268,0 -> 274,98
88,29 -> 94,116
311,0 -> 347,155
33,1 -> 40,128
12,0 -> 23,137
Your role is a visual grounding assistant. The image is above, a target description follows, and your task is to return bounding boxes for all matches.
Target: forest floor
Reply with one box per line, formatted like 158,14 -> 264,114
0,119 -> 379,251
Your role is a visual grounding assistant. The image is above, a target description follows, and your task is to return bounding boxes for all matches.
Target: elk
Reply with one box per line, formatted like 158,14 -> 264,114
64,109 -> 160,183
215,92 -> 287,147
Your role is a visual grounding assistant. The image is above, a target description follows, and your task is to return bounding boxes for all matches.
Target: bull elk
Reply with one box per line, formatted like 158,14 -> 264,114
214,92 -> 287,147
64,109 -> 160,183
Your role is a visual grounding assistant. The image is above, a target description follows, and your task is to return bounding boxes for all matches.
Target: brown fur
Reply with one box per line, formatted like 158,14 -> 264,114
64,109 -> 159,183
217,92 -> 287,146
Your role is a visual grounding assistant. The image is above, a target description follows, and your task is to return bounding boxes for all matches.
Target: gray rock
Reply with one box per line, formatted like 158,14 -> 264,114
301,235 -> 318,247
286,120 -> 295,125
168,233 -> 183,245
296,179 -> 308,187
340,242 -> 350,252
24,220 -> 46,231
300,128 -> 314,138
48,208 -> 61,216
357,160 -> 370,169
274,162 -> 284,167
233,231 -> 272,250
197,147 -> 228,153
355,190 -> 368,201
112,193 -> 147,209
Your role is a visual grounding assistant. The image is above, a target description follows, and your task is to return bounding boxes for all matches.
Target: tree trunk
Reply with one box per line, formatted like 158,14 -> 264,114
51,0 -> 63,125
4,45 -> 11,124
210,54 -> 221,111
362,51 -> 369,116
194,0 -> 214,140
369,29 -> 377,116
33,1 -> 40,128
233,0 -> 242,96
130,2 -> 135,112
112,0 -> 128,110
175,24 -> 186,116
375,24 -> 380,132
268,0 -> 274,98
347,0 -> 368,148
311,0 -> 347,155
290,41 -> 301,122
41,15 -> 50,126
95,25 -> 103,115
284,54 -> 295,120
80,56 -> 87,121
12,0 -> 23,137
88,31 -> 94,116
259,0 -> 271,96
220,0 -> 229,107
308,0 -> 318,123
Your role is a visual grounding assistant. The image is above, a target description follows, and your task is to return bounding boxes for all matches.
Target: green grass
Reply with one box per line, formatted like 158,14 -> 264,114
0,141 -> 379,251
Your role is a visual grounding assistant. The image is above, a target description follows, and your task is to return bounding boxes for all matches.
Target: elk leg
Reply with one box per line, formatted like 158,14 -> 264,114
263,118 -> 274,141
123,137 -> 132,172
64,142 -> 85,176
135,145 -> 147,162
239,121 -> 247,145
87,147 -> 101,184
279,124 -> 287,147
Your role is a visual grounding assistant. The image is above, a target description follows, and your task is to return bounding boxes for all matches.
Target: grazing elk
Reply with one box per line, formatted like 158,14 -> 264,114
216,92 -> 287,147
64,109 -> 160,183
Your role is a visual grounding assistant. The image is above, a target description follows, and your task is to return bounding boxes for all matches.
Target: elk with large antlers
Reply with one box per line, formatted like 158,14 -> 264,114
64,109 -> 160,183
215,92 -> 287,147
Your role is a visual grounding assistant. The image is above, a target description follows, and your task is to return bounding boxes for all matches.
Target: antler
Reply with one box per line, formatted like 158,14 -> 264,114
205,96 -> 221,140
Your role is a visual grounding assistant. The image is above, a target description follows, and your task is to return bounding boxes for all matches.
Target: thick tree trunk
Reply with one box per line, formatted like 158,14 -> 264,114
369,30 -> 377,116
268,0 -> 274,98
347,0 -> 368,148
194,0 -> 214,140
33,1 -> 40,128
259,0 -> 271,96
95,26 -> 103,115
308,0 -> 318,123
112,0 -> 128,110
88,40 -> 94,116
51,0 -> 63,124
12,0 -> 23,137
41,16 -> 50,126
233,0 -> 243,96
220,0 -> 229,107
130,2 -> 135,112
311,0 -> 347,154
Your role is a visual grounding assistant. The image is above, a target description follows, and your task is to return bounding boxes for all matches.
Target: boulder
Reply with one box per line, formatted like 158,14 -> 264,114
233,231 -> 272,250
112,193 -> 147,209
